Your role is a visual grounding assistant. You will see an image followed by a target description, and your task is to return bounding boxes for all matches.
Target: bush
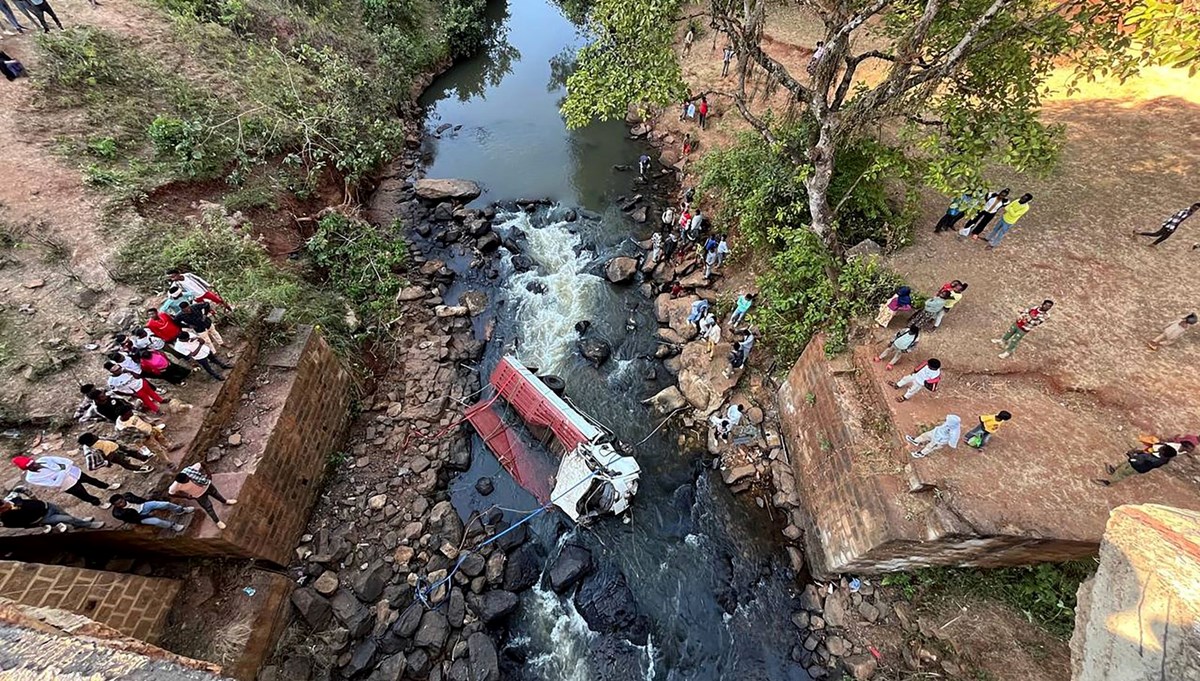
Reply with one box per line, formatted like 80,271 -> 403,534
306,213 -> 409,321
442,0 -> 488,59
881,560 -> 1096,639
698,122 -> 916,362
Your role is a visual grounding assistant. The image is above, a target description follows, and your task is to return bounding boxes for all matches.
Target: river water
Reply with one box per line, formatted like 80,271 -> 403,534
417,1 -> 809,679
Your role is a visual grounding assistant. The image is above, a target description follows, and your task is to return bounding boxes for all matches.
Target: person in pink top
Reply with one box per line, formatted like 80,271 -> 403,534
168,463 -> 237,530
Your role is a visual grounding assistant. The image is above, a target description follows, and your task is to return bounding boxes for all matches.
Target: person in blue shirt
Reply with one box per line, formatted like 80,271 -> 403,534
729,293 -> 755,326
934,192 -> 977,233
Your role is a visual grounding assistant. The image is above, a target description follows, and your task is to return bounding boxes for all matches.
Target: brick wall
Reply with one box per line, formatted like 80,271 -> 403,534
0,561 -> 180,643
776,335 -> 1101,576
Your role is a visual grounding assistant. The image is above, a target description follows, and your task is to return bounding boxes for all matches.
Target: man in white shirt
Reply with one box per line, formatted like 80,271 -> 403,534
892,359 -> 942,402
173,331 -> 232,381
10,455 -> 119,507
715,237 -> 730,267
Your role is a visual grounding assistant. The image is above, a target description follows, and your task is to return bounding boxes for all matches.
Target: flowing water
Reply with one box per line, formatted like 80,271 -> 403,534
417,1 -> 809,678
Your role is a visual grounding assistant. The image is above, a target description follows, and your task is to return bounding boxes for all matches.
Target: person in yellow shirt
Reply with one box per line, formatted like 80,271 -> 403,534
985,193 -> 1032,248
964,411 -> 1011,448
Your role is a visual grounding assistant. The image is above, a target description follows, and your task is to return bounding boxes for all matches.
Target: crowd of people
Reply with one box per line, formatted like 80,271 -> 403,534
1,270 -> 240,534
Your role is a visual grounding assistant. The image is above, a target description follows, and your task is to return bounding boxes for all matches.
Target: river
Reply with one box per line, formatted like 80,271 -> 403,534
415,1 -> 809,679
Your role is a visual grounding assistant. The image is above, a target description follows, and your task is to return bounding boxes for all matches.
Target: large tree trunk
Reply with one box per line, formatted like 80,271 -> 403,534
804,120 -> 843,281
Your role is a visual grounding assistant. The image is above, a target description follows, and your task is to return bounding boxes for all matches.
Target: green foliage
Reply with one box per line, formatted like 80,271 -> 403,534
115,213 -> 351,349
1124,0 -> 1200,74
147,114 -> 232,179
86,136 -> 118,159
561,0 -> 687,128
442,0 -> 489,59
306,214 -> 409,321
155,0 -> 252,31
883,560 -> 1097,639
698,123 -> 912,361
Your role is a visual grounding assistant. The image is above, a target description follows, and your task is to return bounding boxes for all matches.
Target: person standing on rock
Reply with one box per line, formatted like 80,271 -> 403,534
167,270 -> 233,311
169,463 -> 237,530
701,313 -> 721,357
964,410 -> 1011,449
985,193 -> 1033,248
688,299 -> 711,332
662,232 -> 679,263
1148,312 -> 1197,350
638,154 -> 651,180
661,206 -> 676,230
891,359 -> 941,402
110,493 -> 193,531
703,247 -> 718,280
905,414 -> 961,458
874,325 -> 920,370
10,455 -> 120,507
683,27 -> 695,56
689,209 -> 704,241
1134,203 -> 1200,246
721,44 -> 735,77
697,97 -> 709,129
993,299 -> 1053,359
1092,444 -> 1178,486
173,331 -> 232,381
726,329 -> 755,375
678,209 -> 692,242
729,293 -> 755,326
648,232 -> 663,264
158,285 -> 195,316
963,188 -> 1009,239
1,487 -> 104,532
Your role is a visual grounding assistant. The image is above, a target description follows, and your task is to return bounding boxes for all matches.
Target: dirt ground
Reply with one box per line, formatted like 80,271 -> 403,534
661,3 -> 1200,679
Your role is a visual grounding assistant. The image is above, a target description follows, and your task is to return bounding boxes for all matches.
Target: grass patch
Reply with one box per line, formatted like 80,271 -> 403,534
881,560 -> 1097,639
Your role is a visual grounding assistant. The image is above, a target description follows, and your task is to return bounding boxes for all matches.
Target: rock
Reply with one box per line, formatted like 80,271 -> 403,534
435,304 -> 469,318
353,561 -> 393,602
330,590 -> 372,638
548,544 -> 593,594
433,202 -> 457,222
23,279 -> 45,289
791,611 -> 810,629
290,587 -> 333,630
466,590 -> 519,624
801,584 -> 823,612
414,611 -> 449,652
786,546 -> 805,574
467,632 -> 500,681
460,552 -> 486,578
396,286 -> 426,302
858,602 -> 880,623
415,179 -> 482,202
392,601 -> 423,638
281,657 -> 312,681
747,406 -> 764,425
447,588 -> 466,628
574,567 -> 648,645
368,494 -> 388,510
823,590 -> 848,628
370,653 -> 407,681
485,551 -> 506,585
406,648 -> 430,677
605,256 -> 639,284
73,288 -> 101,309
227,433 -> 242,446
577,337 -> 612,366
893,602 -> 915,632
653,293 -> 700,341
313,571 -> 339,596
428,501 -> 466,545
722,465 -> 756,486
461,291 -> 488,316
827,635 -> 849,657
803,634 -> 820,652
843,653 -> 879,680
845,238 -> 883,260
474,477 -> 495,496
503,543 -> 543,592
630,206 -> 647,223
476,231 -> 502,252
512,254 -> 534,272
343,639 -> 377,677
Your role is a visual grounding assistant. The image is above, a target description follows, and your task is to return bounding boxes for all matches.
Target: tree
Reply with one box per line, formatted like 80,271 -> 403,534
563,0 -> 1198,263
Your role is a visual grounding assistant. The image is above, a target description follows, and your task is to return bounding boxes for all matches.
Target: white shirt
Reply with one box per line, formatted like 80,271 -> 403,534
132,333 -> 165,351
726,405 -> 744,427
982,195 -> 1006,213
704,324 -> 721,344
173,337 -> 211,360
690,214 -> 703,231
910,365 -> 941,384
717,240 -> 729,255
25,456 -> 81,491
661,209 -> 675,226
108,372 -> 144,394
177,272 -> 213,297
118,355 -> 142,376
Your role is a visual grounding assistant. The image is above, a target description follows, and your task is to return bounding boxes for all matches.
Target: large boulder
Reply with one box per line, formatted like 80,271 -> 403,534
548,544 -> 593,594
329,589 -> 372,638
503,543 -> 544,592
468,632 -> 500,681
343,640 -> 377,677
413,610 -> 449,652
654,293 -> 700,341
642,386 -> 687,415
605,256 -> 639,284
466,589 -> 520,624
676,340 -> 737,413
415,178 -> 482,202
352,561 -> 393,603
427,501 -> 465,546
578,338 -> 612,366
573,567 -> 649,645
290,587 -> 333,630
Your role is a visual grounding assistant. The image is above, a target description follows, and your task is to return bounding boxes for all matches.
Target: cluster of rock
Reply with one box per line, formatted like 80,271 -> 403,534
792,579 -> 886,680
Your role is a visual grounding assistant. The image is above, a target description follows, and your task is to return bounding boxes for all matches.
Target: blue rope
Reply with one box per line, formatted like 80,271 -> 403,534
415,469 -> 601,607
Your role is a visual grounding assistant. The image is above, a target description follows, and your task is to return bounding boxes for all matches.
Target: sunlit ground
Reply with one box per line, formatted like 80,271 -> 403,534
1042,64 -> 1200,106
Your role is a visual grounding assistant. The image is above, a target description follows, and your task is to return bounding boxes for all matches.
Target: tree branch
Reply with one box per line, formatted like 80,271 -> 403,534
829,0 -> 892,45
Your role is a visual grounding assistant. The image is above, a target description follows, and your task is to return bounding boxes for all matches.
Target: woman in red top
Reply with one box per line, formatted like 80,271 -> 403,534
698,96 -> 709,129
145,308 -> 181,342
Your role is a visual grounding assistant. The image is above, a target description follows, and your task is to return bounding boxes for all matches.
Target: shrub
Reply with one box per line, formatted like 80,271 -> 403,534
442,0 -> 488,59
306,213 -> 409,322
698,122 -> 916,362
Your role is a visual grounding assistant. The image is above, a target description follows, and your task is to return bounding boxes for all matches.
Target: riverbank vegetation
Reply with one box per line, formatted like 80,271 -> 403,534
882,560 -> 1097,639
